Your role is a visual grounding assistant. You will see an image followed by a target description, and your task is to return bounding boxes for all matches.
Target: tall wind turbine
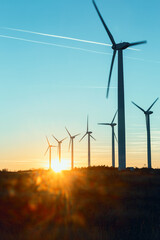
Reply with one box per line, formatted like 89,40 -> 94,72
98,111 -> 118,168
92,0 -> 147,170
45,136 -> 56,170
80,116 -> 96,167
65,127 -> 80,170
52,135 -> 67,163
132,98 -> 159,168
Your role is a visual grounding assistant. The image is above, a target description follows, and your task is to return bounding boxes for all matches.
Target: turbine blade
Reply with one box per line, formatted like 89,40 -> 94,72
73,133 -> 81,138
132,101 -> 145,113
52,135 -> 59,143
44,146 -> 49,156
65,127 -> 71,137
79,133 -> 87,142
147,98 -> 159,111
114,133 -> 118,143
46,136 -> 50,146
87,115 -> 89,132
92,0 -> 116,45
90,135 -> 96,141
61,137 -> 67,142
106,50 -> 116,98
68,139 -> 71,151
98,123 -> 111,126
111,110 -> 118,124
128,40 -> 147,47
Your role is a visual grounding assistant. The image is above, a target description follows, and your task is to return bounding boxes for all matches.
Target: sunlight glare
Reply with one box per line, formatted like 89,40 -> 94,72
51,158 -> 69,172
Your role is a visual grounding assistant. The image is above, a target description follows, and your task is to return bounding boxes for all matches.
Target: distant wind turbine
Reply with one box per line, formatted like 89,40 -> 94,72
92,0 -> 147,170
80,116 -> 96,167
132,98 -> 159,168
65,127 -> 80,170
44,136 -> 56,170
52,135 -> 67,163
98,111 -> 118,168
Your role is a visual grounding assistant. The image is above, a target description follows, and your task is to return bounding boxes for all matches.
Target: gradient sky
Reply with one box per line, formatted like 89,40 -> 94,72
0,0 -> 160,170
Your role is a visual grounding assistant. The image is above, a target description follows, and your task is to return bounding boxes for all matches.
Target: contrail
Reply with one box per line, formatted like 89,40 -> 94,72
2,27 -> 139,51
0,33 -> 160,64
0,34 -> 111,55
2,27 -> 112,46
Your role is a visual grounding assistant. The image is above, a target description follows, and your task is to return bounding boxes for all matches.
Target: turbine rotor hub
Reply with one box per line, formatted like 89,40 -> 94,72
112,42 -> 130,50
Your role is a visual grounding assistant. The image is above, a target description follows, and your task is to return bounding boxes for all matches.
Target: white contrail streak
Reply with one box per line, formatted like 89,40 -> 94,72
0,33 -> 159,64
2,27 -> 139,51
0,34 -> 111,55
3,27 -> 112,46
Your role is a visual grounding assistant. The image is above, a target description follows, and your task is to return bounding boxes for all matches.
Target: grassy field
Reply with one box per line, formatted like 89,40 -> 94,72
0,167 -> 160,240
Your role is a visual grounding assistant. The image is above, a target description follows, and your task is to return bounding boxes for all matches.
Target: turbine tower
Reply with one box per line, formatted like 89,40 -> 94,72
132,98 -> 159,168
44,136 -> 56,170
80,116 -> 96,167
52,135 -> 67,163
65,127 -> 80,170
92,0 -> 146,170
98,111 -> 118,168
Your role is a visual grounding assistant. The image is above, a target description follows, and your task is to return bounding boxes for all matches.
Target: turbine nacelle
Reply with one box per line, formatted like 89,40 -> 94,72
98,111 -> 118,127
71,134 -> 80,139
146,111 -> 153,115
87,131 -> 92,134
112,42 -> 130,50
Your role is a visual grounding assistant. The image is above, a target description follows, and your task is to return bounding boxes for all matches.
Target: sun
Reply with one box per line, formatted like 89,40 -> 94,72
51,159 -> 61,173
51,158 -> 69,173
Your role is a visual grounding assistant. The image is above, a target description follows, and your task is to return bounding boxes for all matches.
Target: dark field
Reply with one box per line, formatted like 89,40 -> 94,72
0,167 -> 160,240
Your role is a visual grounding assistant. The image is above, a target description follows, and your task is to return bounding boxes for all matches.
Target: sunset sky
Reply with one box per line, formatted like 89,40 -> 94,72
0,0 -> 160,170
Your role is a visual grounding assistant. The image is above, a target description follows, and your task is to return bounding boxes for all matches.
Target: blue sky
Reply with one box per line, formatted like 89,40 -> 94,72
0,0 -> 160,170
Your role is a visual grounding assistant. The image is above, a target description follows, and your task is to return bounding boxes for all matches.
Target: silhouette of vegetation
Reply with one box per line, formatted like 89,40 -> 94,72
0,167 -> 159,240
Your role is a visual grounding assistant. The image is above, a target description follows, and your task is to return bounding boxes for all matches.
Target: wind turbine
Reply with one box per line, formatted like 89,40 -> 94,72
132,98 -> 158,169
52,135 -> 67,163
98,111 -> 118,168
80,116 -> 96,167
44,136 -> 56,170
65,127 -> 80,170
92,0 -> 147,170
